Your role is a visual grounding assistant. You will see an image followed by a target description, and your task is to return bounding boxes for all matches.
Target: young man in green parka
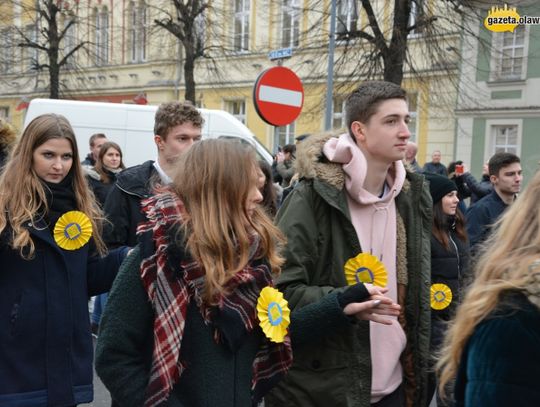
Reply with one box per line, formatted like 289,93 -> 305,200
265,81 -> 432,407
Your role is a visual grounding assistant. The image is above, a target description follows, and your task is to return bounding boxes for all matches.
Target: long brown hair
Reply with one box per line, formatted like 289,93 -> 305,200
432,201 -> 467,249
438,169 -> 540,395
0,114 -> 106,258
172,139 -> 285,305
94,141 -> 125,183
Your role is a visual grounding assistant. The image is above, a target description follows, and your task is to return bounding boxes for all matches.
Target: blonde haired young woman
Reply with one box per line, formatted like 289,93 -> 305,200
0,114 -> 128,406
438,170 -> 540,406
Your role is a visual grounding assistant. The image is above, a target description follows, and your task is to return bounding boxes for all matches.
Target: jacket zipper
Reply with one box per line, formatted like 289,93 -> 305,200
449,233 -> 460,302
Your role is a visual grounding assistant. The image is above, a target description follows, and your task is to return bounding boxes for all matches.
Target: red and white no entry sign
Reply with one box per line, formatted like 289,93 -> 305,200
253,66 -> 304,126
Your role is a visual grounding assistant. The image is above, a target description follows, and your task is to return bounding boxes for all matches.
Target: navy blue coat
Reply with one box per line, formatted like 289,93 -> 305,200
0,220 -> 127,407
465,190 -> 508,249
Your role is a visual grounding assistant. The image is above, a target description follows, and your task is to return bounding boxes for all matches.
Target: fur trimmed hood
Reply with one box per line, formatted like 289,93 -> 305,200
295,131 -> 411,192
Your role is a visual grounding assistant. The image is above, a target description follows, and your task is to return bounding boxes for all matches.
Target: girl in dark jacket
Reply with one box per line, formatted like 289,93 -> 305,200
86,141 -> 126,334
85,141 -> 126,207
0,114 -> 127,407
424,173 -> 470,407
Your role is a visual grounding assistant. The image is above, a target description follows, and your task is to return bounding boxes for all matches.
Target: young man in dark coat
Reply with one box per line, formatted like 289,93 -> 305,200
102,102 -> 203,247
466,152 -> 522,250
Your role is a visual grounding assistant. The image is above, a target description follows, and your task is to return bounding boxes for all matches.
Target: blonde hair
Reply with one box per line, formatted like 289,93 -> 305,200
438,169 -> 540,395
0,114 -> 107,258
172,139 -> 285,305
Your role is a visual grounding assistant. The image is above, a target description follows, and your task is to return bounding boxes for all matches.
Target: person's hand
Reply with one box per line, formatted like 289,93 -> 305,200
343,285 -> 401,325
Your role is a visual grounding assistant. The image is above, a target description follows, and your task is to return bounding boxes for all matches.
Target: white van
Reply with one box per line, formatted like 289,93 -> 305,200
24,99 -> 273,167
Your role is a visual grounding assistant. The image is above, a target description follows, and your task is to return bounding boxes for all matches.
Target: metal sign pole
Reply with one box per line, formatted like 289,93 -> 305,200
324,0 -> 337,131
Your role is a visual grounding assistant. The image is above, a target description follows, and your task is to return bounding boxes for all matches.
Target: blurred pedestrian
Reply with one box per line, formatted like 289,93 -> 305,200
96,140 -> 292,407
85,141 -> 127,335
0,114 -> 127,406
423,150 -> 448,176
424,173 -> 470,406
275,143 -> 296,187
0,118 -> 17,169
405,141 -> 422,172
81,133 -> 108,167
460,162 -> 492,205
257,159 -> 280,217
86,141 -> 126,207
438,169 -> 540,407
447,161 -> 470,213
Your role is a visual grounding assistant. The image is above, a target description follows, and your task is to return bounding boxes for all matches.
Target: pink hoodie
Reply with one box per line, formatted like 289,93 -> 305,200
323,133 -> 406,403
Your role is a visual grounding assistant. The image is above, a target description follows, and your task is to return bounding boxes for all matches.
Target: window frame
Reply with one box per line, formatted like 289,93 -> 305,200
233,0 -> 250,52
281,0 -> 300,48
490,25 -> 528,82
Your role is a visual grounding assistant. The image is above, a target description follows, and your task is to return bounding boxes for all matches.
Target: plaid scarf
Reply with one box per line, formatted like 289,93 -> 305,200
137,189 -> 292,407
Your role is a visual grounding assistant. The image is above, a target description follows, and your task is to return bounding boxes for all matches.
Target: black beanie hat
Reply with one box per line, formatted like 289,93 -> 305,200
425,173 -> 457,204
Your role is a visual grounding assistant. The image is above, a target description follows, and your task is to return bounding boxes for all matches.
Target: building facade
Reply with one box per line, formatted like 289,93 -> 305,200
455,1 -> 540,185
0,0 -> 460,165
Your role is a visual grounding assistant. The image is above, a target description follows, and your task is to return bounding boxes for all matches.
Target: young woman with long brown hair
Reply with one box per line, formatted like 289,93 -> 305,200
438,170 -> 540,406
424,173 -> 470,406
95,139 -> 292,406
86,141 -> 126,207
0,114 -> 128,406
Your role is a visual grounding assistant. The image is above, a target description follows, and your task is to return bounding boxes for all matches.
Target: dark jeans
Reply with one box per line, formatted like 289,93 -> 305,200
371,384 -> 405,407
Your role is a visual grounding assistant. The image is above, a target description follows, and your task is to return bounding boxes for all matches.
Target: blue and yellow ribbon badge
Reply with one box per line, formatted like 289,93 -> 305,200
54,211 -> 93,250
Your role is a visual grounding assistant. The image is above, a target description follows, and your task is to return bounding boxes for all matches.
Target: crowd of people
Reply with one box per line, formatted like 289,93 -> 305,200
0,80 -> 538,407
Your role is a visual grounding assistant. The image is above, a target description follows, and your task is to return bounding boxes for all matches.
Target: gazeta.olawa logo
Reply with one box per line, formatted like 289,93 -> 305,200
484,4 -> 540,32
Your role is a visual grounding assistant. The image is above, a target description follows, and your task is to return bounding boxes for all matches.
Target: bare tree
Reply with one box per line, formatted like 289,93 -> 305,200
8,0 -> 88,99
154,0 -> 210,103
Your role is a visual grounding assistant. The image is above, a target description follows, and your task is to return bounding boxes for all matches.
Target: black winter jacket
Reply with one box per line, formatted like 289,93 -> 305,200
103,160 -> 159,248
430,224 -> 469,350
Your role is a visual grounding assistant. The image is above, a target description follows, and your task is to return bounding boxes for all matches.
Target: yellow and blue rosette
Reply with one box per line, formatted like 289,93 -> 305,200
53,211 -> 93,250
430,283 -> 453,310
257,286 -> 291,343
344,253 -> 388,287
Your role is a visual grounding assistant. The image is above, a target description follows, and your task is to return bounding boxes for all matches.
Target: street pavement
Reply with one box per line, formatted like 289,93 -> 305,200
80,337 -> 111,407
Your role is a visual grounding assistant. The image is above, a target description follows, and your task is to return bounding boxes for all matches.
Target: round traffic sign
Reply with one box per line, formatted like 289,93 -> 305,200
253,66 -> 304,126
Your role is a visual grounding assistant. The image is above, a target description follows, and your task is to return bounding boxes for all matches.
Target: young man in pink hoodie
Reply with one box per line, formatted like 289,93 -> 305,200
266,81 -> 432,407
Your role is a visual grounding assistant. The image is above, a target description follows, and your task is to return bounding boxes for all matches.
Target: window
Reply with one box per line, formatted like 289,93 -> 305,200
407,92 -> 418,141
274,122 -> 295,150
224,99 -> 246,124
23,25 -> 38,71
95,7 -> 109,65
493,27 -> 525,80
233,0 -> 250,52
408,0 -> 424,35
332,96 -> 346,130
0,107 -> 9,120
281,0 -> 300,48
491,125 -> 518,155
129,1 -> 147,62
0,29 -> 13,73
336,0 -> 357,36
63,18 -> 76,69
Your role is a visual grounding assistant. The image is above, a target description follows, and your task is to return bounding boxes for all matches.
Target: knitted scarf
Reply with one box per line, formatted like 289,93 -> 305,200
137,189 -> 292,407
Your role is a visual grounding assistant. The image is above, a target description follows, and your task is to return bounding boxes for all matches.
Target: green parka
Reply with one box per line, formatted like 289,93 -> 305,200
265,133 -> 432,407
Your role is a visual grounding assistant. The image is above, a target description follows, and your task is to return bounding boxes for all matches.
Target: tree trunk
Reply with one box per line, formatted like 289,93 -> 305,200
183,44 -> 196,103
